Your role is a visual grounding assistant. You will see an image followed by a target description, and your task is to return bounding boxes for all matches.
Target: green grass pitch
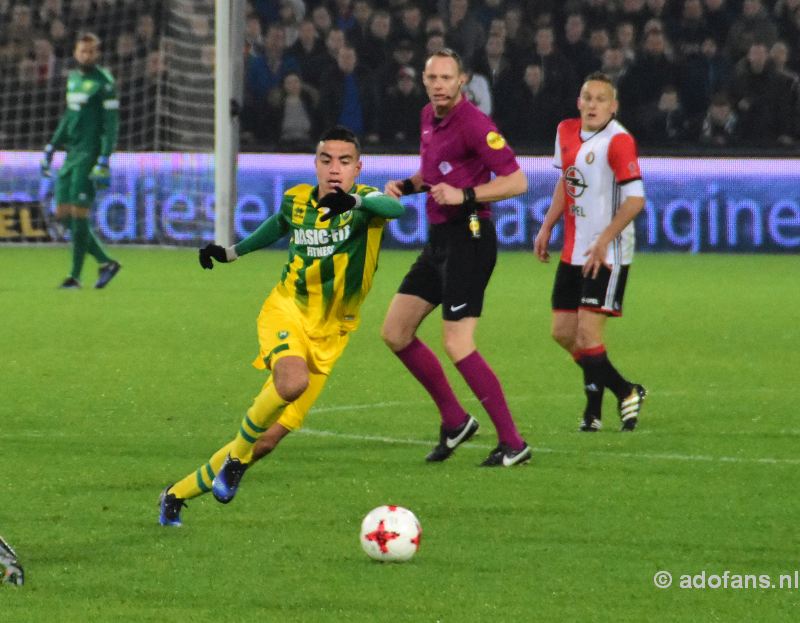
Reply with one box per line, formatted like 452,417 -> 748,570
1,245 -> 798,621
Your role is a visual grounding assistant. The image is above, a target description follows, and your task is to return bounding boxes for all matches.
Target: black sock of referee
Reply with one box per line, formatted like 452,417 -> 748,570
575,345 -> 632,401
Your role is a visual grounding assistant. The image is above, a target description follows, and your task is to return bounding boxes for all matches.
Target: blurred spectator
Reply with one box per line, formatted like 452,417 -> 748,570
289,19 -> 325,84
380,65 -> 426,144
348,0 -> 374,52
562,13 -> 601,81
443,0 -> 486,67
523,26 -> 577,115
703,0 -> 734,46
260,71 -> 320,149
774,1 -> 800,61
771,40 -> 800,139
31,37 -> 57,85
318,45 -> 379,142
502,5 -> 535,64
602,47 -> 629,85
311,4 -> 334,38
36,0 -> 62,28
278,0 -> 305,46
48,18 -> 71,60
679,36 -> 732,120
136,14 -> 159,55
253,0 -> 280,25
462,65 -> 492,115
641,84 -> 690,142
425,32 -> 447,57
302,27 -> 346,87
9,4 -> 36,46
588,26 -> 612,62
615,22 -> 638,63
729,42 -> 795,145
725,0 -> 778,61
619,26 -> 678,134
475,0 -> 506,31
245,24 -> 300,115
245,13 -> 265,57
699,92 -> 739,145
673,0 -> 707,58
332,0 -> 356,33
502,63 -> 559,146
473,33 -> 516,90
646,0 -> 675,32
358,9 -> 392,72
425,14 -> 447,38
397,3 -> 426,53
64,0 -> 94,35
584,0 -> 613,29
377,38 -> 420,93
770,40 -> 797,76
619,0 -> 649,33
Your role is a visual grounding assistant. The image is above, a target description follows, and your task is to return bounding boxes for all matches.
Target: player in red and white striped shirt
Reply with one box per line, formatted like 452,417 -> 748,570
534,72 -> 647,432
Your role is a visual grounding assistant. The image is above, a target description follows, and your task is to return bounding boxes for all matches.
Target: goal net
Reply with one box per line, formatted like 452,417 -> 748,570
0,0 -> 232,246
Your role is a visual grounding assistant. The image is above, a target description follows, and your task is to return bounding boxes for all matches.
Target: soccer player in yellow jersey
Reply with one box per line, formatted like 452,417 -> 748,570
159,126 -> 404,526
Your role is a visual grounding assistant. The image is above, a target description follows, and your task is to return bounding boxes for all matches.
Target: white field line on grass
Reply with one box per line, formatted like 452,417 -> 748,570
298,428 -> 800,467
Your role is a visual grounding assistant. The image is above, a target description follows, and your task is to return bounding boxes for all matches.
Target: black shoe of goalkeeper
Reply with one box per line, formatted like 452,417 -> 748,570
95,260 -> 122,289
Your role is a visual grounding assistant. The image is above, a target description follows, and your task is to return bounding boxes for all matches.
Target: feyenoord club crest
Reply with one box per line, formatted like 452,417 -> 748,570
564,166 -> 588,198
585,151 -> 595,164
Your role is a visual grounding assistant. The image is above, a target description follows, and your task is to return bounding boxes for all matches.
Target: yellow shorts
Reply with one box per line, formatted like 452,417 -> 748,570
252,291 -> 349,431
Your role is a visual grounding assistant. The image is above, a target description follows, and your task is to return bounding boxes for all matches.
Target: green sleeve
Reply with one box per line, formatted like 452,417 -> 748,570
49,114 -> 68,150
100,79 -> 119,158
234,212 -> 290,256
359,192 -> 405,219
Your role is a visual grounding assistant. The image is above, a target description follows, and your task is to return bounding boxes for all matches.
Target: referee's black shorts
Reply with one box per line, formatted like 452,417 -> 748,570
398,217 -> 497,321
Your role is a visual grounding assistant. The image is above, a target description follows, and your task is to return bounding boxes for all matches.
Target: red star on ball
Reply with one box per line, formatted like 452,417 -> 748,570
365,520 -> 400,554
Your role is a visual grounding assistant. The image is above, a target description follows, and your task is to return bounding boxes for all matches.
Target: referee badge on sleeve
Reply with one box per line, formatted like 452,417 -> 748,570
486,131 -> 506,149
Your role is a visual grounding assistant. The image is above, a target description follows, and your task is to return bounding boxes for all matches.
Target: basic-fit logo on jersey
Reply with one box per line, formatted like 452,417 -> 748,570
486,131 -> 506,150
564,166 -> 588,198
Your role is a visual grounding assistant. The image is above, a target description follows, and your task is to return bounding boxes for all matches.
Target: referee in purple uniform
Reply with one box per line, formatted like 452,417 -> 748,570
383,48 -> 531,467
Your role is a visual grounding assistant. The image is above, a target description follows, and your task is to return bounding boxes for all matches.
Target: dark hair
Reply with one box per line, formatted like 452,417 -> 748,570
426,47 -> 465,73
319,125 -> 361,153
77,32 -> 101,47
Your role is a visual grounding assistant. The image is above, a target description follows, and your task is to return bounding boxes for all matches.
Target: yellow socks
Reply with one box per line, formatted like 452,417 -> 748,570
228,379 -> 289,460
170,379 -> 287,499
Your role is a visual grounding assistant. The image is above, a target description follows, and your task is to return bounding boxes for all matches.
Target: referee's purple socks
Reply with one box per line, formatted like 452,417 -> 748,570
394,338 -> 469,429
455,350 -> 525,450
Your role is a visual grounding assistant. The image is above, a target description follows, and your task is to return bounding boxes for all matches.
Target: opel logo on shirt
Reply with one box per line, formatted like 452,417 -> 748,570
564,166 -> 588,198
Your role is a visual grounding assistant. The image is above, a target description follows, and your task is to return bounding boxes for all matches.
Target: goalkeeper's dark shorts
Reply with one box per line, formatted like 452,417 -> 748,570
56,151 -> 97,207
397,217 -> 497,321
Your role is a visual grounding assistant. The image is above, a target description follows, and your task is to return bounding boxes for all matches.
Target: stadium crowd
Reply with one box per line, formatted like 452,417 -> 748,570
1,0 -> 799,153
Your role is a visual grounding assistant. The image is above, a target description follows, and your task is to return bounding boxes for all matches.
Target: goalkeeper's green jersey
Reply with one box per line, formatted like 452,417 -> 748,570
49,66 -> 119,157
235,183 -> 404,337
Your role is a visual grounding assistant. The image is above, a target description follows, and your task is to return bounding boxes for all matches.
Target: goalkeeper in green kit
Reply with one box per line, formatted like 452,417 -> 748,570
41,32 -> 121,289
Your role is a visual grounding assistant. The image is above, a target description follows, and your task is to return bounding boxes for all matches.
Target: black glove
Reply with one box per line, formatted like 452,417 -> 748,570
198,243 -> 229,269
318,186 -> 358,222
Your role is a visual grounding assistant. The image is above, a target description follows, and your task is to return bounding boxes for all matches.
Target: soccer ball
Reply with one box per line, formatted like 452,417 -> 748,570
359,505 -> 421,562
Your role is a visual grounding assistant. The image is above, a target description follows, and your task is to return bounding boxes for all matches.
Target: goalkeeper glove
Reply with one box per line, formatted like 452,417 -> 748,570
199,243 -> 237,269
90,156 -> 111,189
318,186 -> 362,222
40,144 -> 54,178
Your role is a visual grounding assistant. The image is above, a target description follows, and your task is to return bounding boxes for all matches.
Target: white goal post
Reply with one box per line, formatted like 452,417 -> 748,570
213,0 -> 244,247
